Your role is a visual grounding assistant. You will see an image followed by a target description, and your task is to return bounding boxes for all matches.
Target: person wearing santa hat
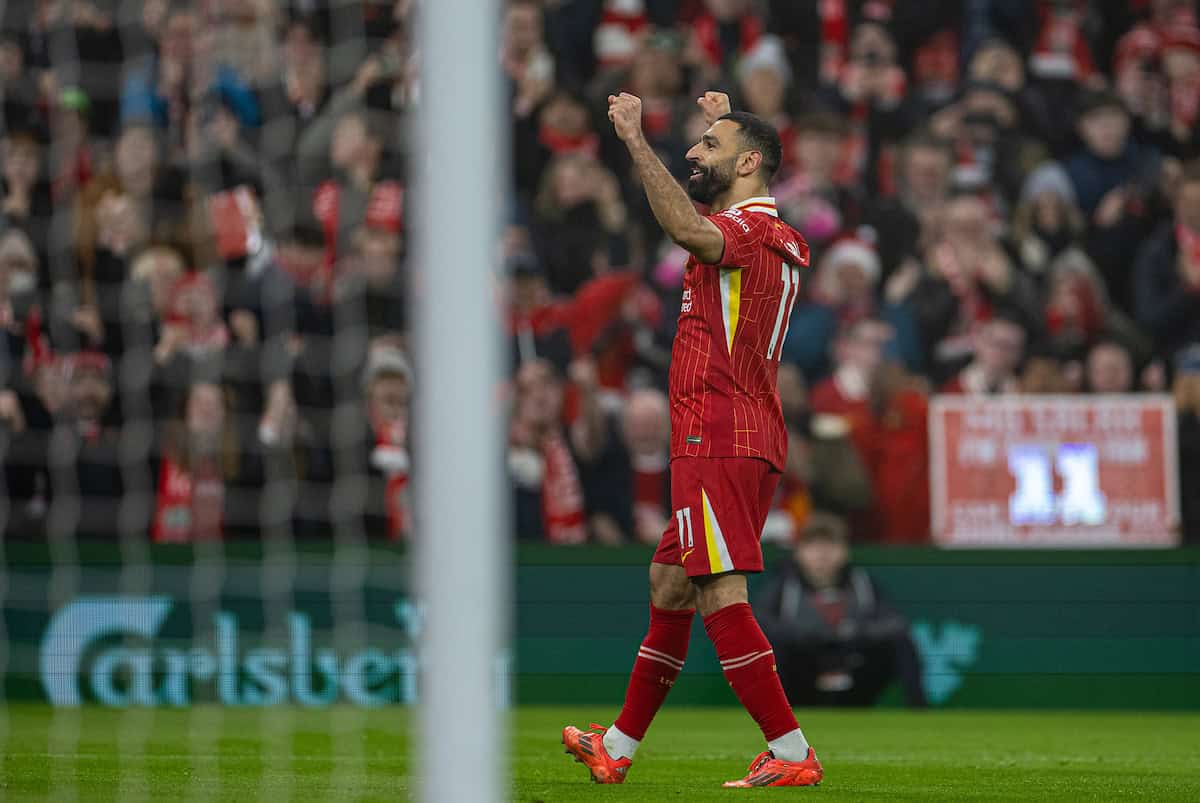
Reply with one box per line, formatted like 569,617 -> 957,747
781,232 -> 921,382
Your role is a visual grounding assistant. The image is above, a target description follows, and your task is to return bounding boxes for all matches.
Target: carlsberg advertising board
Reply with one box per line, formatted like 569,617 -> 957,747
39,597 -> 434,707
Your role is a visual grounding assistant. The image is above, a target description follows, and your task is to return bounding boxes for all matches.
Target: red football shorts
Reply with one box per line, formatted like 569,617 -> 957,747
652,457 -> 781,577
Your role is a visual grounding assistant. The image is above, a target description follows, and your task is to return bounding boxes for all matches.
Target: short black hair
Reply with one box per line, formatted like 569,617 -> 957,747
717,111 -> 782,183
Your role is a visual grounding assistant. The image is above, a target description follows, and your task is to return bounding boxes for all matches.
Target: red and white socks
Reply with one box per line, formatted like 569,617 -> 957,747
703,602 -> 811,762
606,604 -> 695,760
605,600 -> 811,764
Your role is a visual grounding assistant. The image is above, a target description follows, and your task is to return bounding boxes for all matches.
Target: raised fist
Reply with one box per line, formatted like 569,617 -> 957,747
697,91 -> 732,125
607,92 -> 644,143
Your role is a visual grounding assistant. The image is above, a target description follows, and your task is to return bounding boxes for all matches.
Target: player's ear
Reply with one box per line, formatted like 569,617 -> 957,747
738,150 -> 762,178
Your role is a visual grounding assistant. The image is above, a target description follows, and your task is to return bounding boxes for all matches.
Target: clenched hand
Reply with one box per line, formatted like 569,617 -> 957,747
607,92 -> 644,143
697,91 -> 731,125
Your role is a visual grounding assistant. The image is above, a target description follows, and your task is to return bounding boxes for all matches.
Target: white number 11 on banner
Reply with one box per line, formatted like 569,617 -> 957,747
1007,443 -> 1107,526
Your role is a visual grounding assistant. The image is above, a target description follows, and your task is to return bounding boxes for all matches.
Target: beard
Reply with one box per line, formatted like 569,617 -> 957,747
686,158 -> 735,205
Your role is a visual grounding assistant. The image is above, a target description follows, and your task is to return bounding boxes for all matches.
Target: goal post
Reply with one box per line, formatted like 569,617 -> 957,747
414,0 -> 508,801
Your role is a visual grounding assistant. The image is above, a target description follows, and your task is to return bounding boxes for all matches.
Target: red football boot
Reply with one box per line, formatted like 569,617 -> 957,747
561,723 -> 632,784
722,747 -> 823,788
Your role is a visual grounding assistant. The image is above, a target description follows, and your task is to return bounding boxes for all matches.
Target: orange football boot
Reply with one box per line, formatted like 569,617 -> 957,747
561,723 -> 632,784
722,747 -> 823,788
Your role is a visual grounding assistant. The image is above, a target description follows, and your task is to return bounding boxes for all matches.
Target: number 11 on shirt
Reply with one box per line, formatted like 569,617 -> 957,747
766,262 -> 801,361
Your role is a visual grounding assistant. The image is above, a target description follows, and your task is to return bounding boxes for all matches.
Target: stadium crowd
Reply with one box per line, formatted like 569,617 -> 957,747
0,0 -> 1198,545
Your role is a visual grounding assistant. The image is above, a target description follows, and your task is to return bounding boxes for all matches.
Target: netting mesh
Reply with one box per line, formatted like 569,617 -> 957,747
0,1 -> 419,795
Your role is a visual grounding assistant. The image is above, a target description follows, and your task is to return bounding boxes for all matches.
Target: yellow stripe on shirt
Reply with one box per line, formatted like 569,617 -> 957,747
720,268 -> 741,353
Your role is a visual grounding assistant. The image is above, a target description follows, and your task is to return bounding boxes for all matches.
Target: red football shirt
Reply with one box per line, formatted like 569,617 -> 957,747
669,196 -> 810,471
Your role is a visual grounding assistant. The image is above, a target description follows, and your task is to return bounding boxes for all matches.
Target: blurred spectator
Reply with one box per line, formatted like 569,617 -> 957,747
769,363 -> 872,544
1018,341 -> 1074,394
1,127 -> 52,246
112,123 -> 188,241
783,235 -> 922,381
774,112 -> 854,256
531,154 -> 627,294
941,317 -> 1025,395
121,4 -> 259,158
1067,90 -> 1159,213
296,345 -> 410,541
501,0 -> 555,120
756,513 -> 926,708
291,210 -> 406,489
858,129 -> 953,279
1174,345 -> 1200,543
736,36 -> 795,173
966,37 -> 1060,155
618,388 -> 671,544
909,192 -> 1040,382
1135,158 -> 1200,356
1085,339 -> 1136,394
362,347 -> 413,539
864,362 -> 931,544
49,87 -> 95,205
513,87 -> 602,200
49,351 -> 125,539
309,111 -> 402,268
504,250 -> 573,372
1067,89 -> 1165,306
152,380 -> 262,542
810,320 -> 930,543
1114,11 -> 1200,158
0,227 -> 41,340
809,319 -> 892,447
1011,163 -> 1086,284
689,0 -> 765,77
577,387 -> 672,545
0,32 -> 38,135
824,18 -> 915,192
1043,248 -> 1151,363
189,95 -> 284,228
930,79 -> 1048,204
609,32 -> 687,158
260,15 -> 330,195
508,358 -> 594,544
120,242 -> 185,373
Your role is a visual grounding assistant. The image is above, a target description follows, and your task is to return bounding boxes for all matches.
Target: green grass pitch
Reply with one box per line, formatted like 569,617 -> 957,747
2,704 -> 1198,801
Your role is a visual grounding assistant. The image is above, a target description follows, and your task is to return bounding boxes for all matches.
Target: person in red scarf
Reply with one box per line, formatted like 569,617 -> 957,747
509,357 -> 605,544
809,322 -> 930,543
503,250 -> 573,372
362,347 -> 413,540
153,381 -> 235,543
769,363 -> 873,545
1042,248 -> 1152,364
537,89 -> 601,159
688,0 -> 764,77
908,192 -> 1040,384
